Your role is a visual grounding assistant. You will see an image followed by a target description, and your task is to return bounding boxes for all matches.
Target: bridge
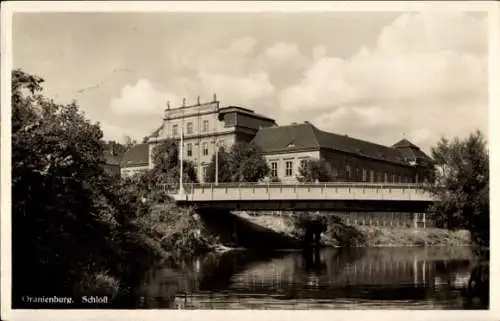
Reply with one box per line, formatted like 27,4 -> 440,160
161,182 -> 435,213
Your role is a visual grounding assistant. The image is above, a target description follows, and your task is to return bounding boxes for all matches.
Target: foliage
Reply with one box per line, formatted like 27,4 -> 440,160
427,130 -> 489,249
12,69 -> 121,297
204,147 -> 233,183
123,135 -> 136,149
103,140 -> 127,158
135,203 -> 216,256
205,142 -> 269,183
149,138 -> 199,188
297,158 -> 336,182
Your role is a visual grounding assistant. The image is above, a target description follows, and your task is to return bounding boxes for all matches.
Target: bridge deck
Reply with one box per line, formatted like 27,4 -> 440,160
160,183 -> 434,212
163,183 -> 434,202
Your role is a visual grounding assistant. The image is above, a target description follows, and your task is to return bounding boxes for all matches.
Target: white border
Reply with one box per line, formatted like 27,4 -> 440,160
1,1 -> 499,321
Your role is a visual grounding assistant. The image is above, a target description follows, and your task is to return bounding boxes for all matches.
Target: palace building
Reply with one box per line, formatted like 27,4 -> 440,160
120,98 -> 433,183
121,96 -> 277,179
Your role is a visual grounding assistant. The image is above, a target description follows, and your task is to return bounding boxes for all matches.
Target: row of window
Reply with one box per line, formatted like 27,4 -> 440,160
185,141 -> 226,158
172,119 -> 211,136
345,165 -> 415,183
186,142 -> 209,157
269,159 -> 416,183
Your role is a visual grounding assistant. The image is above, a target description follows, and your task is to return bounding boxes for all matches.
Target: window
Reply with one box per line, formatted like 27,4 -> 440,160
415,174 -> 419,183
398,175 -> 402,183
202,142 -> 209,155
202,166 -> 207,180
271,162 -> 278,178
203,120 -> 209,132
392,174 -> 396,183
285,161 -> 293,177
187,143 -> 192,157
362,169 -> 367,182
369,170 -> 375,182
187,122 -> 193,134
384,172 -> 388,183
345,165 -> 351,180
172,124 -> 178,137
300,159 -> 307,169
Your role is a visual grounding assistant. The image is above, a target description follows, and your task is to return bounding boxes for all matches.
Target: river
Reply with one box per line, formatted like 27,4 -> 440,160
130,246 -> 487,310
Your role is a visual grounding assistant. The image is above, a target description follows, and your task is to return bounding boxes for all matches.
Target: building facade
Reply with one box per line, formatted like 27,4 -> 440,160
251,122 -> 433,184
120,100 -> 433,185
121,97 -> 277,181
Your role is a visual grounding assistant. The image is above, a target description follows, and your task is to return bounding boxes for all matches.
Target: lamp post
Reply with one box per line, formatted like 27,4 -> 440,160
215,140 -> 219,185
179,130 -> 185,195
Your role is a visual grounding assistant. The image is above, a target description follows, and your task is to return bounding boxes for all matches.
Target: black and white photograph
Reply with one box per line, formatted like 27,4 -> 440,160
1,1 -> 497,320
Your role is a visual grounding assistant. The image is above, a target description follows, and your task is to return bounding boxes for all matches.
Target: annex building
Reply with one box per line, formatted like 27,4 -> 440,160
121,98 -> 433,185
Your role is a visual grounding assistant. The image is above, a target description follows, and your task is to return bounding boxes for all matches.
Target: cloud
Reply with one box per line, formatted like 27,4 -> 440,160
279,11 -> 488,151
99,120 -> 146,143
176,36 -> 258,75
197,71 -> 275,105
110,79 -> 181,115
263,42 -> 308,68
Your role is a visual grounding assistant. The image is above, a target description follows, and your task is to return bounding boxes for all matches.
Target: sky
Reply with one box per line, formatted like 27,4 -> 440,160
12,11 -> 488,154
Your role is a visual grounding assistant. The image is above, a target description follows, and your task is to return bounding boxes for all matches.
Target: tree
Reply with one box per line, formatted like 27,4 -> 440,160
229,142 -> 269,182
297,158 -> 336,182
123,135 -> 136,150
11,69 -> 119,298
149,138 -> 198,188
427,130 -> 489,249
204,147 -> 232,183
204,142 -> 269,183
104,140 -> 127,158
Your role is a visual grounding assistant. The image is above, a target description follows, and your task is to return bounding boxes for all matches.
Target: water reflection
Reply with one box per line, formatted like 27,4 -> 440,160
133,247 -> 487,310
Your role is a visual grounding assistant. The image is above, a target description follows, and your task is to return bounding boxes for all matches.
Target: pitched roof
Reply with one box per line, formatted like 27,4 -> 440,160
251,122 -> 319,151
219,106 -> 276,123
392,139 -> 433,163
252,122 -> 430,166
102,151 -> 120,166
148,125 -> 163,139
120,143 -> 149,167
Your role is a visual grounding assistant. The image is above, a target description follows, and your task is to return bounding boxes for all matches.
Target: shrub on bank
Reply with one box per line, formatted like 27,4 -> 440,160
357,226 -> 471,247
243,212 -> 471,248
138,202 -> 219,257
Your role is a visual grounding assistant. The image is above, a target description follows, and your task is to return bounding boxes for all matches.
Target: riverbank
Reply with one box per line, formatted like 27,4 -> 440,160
237,212 -> 471,247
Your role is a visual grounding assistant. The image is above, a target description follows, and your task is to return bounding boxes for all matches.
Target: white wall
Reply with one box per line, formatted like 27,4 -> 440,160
264,151 -> 320,183
120,165 -> 149,178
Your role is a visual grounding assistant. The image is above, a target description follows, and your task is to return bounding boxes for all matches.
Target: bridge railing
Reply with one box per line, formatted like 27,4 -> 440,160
158,182 -> 431,189
158,182 -> 431,193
